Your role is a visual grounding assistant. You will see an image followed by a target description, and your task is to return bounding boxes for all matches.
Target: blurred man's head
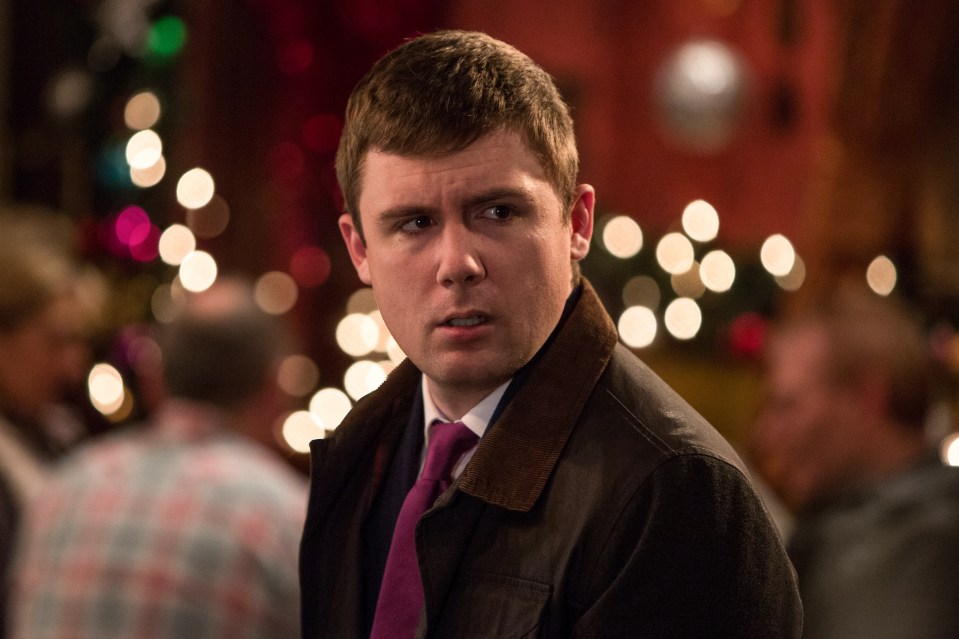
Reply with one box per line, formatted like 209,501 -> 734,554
0,213 -> 92,424
156,278 -> 288,411
753,284 -> 933,513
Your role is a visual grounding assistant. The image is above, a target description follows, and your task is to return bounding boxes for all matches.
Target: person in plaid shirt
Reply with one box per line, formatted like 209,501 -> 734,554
7,278 -> 307,639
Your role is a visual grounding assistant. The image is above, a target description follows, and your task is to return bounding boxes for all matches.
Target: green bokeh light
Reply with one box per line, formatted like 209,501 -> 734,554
147,16 -> 187,59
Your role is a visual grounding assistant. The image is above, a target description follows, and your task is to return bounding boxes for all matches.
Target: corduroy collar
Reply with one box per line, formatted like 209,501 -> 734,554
457,279 -> 618,511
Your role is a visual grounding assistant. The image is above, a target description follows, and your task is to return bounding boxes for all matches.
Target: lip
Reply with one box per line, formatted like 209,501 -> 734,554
435,310 -> 492,340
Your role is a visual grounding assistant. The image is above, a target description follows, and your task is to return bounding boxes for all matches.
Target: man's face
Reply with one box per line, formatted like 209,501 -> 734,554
340,130 -> 593,416
753,326 -> 864,512
0,294 -> 88,423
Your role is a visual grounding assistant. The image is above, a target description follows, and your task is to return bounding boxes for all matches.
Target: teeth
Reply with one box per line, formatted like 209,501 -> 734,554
449,316 -> 484,327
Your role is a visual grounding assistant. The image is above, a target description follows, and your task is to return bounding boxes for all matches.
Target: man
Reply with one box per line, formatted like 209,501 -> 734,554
0,210 -> 101,637
8,279 -> 308,639
752,283 -> 959,639
301,30 -> 802,638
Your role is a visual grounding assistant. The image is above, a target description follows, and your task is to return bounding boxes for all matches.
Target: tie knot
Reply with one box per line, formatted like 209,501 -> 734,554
422,421 -> 478,483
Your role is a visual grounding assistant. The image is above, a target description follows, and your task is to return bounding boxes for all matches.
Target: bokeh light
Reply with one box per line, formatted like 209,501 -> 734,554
125,129 -> 162,169
176,168 -> 216,209
386,336 -> 406,364
277,355 -> 320,398
186,195 -> 230,238
656,232 -> 695,275
866,255 -> 897,296
671,262 -> 705,298
368,310 -> 391,353
254,271 -> 299,315
618,306 -> 658,349
760,234 -> 796,277
289,245 -> 332,288
146,16 -> 187,59
151,283 -> 178,324
88,363 -> 125,415
281,410 -> 325,453
682,199 -> 719,242
344,360 -> 387,400
602,215 -> 643,259
124,91 -> 161,130
309,387 -> 353,430
346,288 -> 378,315
700,249 -> 736,292
179,250 -> 218,292
664,298 -> 703,340
130,154 -> 166,187
775,255 -> 806,291
941,432 -> 959,467
622,275 -> 662,311
336,313 -> 380,357
158,224 -> 196,266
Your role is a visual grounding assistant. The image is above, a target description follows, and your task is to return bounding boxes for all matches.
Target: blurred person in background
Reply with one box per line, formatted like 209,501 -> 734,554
751,282 -> 959,639
7,277 -> 307,639
0,208 -> 104,637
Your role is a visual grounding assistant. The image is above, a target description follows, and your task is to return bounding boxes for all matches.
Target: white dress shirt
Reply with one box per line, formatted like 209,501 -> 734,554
420,375 -> 510,480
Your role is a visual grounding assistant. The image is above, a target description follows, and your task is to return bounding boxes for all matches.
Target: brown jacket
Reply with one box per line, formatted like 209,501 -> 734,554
300,281 -> 802,638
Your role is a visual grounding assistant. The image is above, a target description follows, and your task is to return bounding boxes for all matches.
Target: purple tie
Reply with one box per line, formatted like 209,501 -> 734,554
370,421 -> 479,638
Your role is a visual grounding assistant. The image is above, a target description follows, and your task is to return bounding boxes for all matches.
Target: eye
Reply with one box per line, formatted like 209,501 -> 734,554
480,205 -> 515,221
400,216 -> 434,233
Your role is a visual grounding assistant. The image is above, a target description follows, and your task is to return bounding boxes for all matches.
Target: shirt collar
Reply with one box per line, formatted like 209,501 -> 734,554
421,375 -> 510,442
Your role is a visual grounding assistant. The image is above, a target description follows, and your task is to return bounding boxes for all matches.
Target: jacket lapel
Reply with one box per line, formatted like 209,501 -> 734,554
458,280 -> 618,511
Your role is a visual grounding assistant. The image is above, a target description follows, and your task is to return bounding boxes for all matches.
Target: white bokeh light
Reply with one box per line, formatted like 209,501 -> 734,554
176,168 -> 216,209
178,250 -> 218,293
656,232 -> 695,275
281,410 -> 326,452
664,297 -> 703,340
343,360 -> 387,400
309,387 -> 353,430
158,224 -> 196,266
336,313 -> 380,357
386,336 -> 406,364
125,129 -> 163,170
681,199 -> 719,242
602,215 -> 644,259
940,433 -> 959,467
88,363 -> 125,415
760,234 -> 796,277
618,306 -> 658,349
700,250 -> 736,292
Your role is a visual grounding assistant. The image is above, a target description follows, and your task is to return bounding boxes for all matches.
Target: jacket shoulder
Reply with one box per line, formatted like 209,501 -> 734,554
586,343 -> 748,473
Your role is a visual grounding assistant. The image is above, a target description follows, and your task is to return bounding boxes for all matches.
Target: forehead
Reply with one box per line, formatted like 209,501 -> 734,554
357,130 -> 552,211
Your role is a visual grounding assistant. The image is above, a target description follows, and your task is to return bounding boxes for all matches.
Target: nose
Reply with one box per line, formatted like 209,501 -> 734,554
435,223 -> 486,288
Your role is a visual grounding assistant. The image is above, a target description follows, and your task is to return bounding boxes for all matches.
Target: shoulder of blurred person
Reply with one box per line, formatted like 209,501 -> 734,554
7,276 -> 307,639
751,280 -> 959,638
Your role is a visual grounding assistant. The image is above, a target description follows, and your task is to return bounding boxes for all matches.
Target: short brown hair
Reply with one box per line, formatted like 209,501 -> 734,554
157,279 -> 288,408
336,30 -> 579,237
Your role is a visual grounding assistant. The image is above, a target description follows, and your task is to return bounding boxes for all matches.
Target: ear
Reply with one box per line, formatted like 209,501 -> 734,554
339,213 -> 372,285
568,184 -> 595,261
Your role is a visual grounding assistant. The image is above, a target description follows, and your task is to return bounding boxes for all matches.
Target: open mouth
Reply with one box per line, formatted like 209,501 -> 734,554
445,315 -> 486,327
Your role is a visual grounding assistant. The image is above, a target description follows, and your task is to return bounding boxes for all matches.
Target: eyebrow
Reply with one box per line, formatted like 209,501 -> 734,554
374,186 -> 536,223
